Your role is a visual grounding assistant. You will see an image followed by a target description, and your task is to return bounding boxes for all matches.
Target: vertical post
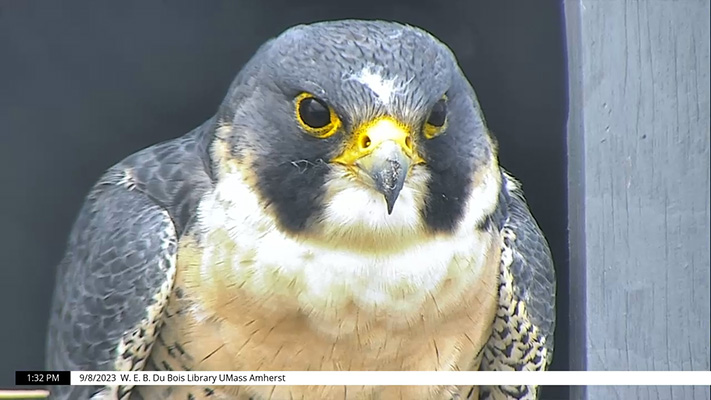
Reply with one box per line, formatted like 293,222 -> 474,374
564,0 -> 588,398
565,0 -> 710,399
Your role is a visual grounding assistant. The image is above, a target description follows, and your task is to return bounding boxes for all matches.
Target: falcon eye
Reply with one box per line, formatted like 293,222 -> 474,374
300,98 -> 330,128
295,93 -> 341,138
427,99 -> 447,127
424,97 -> 448,139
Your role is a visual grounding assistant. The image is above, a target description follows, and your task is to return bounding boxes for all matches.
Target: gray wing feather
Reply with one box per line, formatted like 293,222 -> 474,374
503,174 -> 556,356
46,124 -> 214,399
477,171 -> 556,400
46,183 -> 177,399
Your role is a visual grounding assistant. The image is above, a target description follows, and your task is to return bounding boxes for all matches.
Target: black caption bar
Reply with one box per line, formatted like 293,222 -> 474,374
15,371 -> 71,386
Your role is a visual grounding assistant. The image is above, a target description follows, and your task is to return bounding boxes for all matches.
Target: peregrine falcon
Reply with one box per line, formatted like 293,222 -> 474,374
46,20 -> 555,400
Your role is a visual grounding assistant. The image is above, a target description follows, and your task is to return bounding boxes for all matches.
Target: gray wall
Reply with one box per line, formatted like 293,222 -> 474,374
566,0 -> 710,399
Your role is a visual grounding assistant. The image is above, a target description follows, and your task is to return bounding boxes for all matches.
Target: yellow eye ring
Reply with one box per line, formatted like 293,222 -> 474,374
424,95 -> 448,139
295,93 -> 341,138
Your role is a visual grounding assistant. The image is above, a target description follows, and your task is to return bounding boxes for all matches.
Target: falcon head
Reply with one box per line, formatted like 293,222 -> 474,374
210,20 -> 500,246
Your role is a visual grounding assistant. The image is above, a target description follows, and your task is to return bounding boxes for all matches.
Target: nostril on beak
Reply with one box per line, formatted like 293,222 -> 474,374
361,135 -> 372,149
405,135 -> 412,150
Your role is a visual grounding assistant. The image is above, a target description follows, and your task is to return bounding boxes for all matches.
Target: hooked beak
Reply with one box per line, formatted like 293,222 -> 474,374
356,140 -> 410,214
332,117 -> 424,214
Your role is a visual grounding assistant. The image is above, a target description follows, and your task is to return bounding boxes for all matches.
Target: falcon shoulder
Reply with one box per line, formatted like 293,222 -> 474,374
46,123 -> 214,399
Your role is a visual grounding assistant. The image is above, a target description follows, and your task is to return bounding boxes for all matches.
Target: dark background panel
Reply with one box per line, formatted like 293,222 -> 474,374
0,1 -> 568,398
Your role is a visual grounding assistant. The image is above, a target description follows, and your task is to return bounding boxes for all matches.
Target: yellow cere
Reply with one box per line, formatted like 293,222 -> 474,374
332,117 -> 425,166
